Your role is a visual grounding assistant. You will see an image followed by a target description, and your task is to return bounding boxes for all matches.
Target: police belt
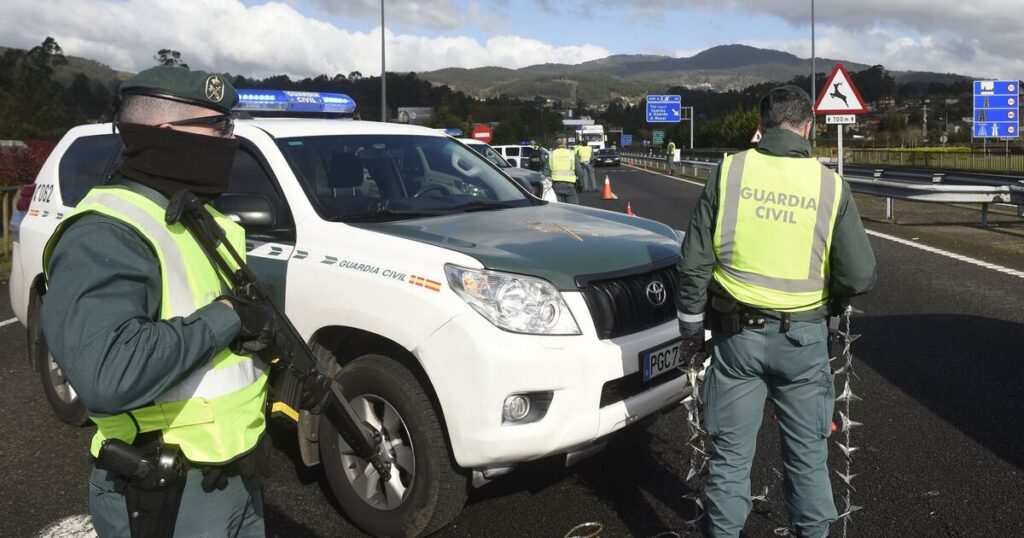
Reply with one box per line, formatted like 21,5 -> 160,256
707,282 -> 824,333
94,431 -> 270,538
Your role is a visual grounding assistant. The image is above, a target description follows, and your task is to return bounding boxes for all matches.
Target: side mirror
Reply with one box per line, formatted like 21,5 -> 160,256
213,193 -> 275,230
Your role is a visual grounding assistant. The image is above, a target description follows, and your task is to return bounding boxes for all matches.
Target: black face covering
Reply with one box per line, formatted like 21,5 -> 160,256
115,123 -> 239,198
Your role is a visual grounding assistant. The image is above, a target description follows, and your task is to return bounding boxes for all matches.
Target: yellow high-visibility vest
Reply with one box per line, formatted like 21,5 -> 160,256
43,186 -> 267,464
712,150 -> 842,312
575,145 -> 593,162
549,148 -> 577,183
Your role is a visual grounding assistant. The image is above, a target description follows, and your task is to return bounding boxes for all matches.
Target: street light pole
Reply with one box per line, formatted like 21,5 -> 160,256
381,0 -> 387,123
811,0 -> 816,147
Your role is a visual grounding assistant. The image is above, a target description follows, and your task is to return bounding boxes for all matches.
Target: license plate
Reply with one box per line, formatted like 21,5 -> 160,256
640,338 -> 684,382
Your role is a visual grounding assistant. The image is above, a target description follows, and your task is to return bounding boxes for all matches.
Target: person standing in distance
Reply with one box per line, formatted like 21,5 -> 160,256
666,139 -> 677,175
574,140 -> 596,192
675,85 -> 876,538
41,66 -> 274,537
544,137 -> 582,204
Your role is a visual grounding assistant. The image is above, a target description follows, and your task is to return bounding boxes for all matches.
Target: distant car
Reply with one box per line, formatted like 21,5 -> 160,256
461,139 -> 556,202
594,148 -> 620,167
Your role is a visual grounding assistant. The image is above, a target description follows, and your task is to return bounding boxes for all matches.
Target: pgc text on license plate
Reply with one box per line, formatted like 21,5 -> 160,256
640,338 -> 683,382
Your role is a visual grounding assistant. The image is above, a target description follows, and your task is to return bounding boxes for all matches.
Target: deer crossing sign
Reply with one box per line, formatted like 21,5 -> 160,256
814,63 -> 868,115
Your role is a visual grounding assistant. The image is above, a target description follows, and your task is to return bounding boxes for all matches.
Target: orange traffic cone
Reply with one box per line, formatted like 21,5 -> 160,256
626,202 -> 635,216
601,175 -> 617,200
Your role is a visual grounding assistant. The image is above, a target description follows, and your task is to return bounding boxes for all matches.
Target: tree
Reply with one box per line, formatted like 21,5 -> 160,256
348,71 -> 363,82
154,49 -> 189,69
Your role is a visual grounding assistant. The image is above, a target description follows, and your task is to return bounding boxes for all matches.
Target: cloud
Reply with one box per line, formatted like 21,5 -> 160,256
0,0 -> 609,78
306,0 -> 462,30
744,25 -> 1024,79
585,0 -> 1023,77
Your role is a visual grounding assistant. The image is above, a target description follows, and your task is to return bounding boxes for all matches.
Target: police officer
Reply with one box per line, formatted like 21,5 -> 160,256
41,66 -> 272,537
666,139 -> 677,175
544,137 -> 582,203
574,141 -> 596,192
676,85 -> 876,538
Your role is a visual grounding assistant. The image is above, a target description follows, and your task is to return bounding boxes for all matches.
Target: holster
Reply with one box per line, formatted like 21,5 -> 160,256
98,432 -> 187,538
706,281 -> 788,333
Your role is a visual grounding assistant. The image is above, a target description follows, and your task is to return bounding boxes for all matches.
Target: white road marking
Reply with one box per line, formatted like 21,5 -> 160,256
0,317 -> 18,328
623,163 -> 706,187
866,229 -> 1024,280
36,515 -> 97,538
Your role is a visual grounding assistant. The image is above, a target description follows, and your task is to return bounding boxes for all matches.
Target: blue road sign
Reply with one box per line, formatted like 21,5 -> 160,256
646,95 -> 682,123
973,80 -> 1019,138
621,134 -> 633,147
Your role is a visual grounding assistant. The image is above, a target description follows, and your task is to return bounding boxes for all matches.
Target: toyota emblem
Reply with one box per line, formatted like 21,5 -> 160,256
646,280 -> 667,306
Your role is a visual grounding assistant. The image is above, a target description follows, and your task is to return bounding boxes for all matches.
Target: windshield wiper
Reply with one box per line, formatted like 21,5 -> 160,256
443,201 -> 520,213
332,206 -> 448,222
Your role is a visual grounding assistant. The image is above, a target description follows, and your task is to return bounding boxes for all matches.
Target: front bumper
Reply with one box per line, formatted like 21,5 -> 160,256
413,292 -> 689,469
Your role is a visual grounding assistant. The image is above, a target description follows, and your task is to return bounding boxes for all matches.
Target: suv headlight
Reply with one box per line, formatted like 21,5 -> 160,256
444,264 -> 581,335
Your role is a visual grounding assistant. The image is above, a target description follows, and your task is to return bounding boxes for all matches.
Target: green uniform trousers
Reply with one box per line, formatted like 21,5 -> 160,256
89,466 -> 265,537
702,318 -> 837,538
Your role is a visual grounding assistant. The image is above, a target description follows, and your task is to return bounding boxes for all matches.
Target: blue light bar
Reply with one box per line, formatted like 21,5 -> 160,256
235,89 -> 356,114
443,128 -> 464,137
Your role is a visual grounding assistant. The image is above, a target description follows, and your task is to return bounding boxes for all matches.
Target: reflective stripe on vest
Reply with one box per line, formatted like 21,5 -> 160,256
712,150 -> 842,311
550,148 -> 576,183
42,186 -> 267,464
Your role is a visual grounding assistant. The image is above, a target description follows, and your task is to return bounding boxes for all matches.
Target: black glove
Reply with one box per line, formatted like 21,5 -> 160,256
218,294 -> 276,354
828,295 -> 851,317
680,335 -> 706,369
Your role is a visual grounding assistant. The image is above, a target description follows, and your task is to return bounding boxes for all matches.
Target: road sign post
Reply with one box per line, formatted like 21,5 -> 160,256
815,64 -> 868,177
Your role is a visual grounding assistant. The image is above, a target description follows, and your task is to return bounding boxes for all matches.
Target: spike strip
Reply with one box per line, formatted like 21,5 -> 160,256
832,306 -> 862,538
681,364 -> 712,530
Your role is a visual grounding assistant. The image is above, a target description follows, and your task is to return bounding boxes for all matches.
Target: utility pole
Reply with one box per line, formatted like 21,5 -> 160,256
381,0 -> 387,123
811,0 -> 816,147
922,101 -> 929,141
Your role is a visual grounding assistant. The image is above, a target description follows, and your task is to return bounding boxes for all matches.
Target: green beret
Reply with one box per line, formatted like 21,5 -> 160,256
120,66 -> 238,113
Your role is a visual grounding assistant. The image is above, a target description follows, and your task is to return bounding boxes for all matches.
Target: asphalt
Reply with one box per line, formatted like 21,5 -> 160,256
2,165 -> 1023,537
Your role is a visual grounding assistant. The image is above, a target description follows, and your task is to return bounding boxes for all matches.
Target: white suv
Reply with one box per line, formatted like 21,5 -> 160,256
9,90 -> 691,536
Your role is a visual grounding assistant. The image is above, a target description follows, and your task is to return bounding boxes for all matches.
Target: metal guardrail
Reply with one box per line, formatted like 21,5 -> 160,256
813,148 -> 1024,174
2,185 -> 21,260
621,153 -> 1024,225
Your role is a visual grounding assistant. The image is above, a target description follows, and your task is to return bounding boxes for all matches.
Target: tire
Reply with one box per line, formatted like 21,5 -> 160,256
28,291 -> 89,426
320,354 -> 467,537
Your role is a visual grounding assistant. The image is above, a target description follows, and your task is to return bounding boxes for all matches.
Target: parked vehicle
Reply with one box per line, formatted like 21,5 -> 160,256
10,90 -> 692,537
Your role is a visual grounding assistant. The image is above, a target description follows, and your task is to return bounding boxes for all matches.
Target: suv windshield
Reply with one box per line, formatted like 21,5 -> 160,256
277,134 -> 531,221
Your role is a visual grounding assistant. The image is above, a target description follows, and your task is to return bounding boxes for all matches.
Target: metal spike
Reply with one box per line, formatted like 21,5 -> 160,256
836,379 -> 862,402
683,513 -> 705,529
847,306 -> 864,316
836,470 -> 858,489
836,504 -> 863,521
836,442 -> 859,459
840,411 -> 863,431
772,467 -> 784,479
751,484 -> 769,502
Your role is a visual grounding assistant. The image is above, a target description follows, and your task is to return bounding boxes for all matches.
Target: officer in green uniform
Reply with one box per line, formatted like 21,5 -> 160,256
544,137 -> 583,204
676,85 -> 876,538
574,142 -> 596,192
41,66 -> 274,537
666,139 -> 677,175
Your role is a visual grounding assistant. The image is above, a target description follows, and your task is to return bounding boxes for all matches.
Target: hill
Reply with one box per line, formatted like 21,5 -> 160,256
0,45 -> 128,87
419,44 -> 969,101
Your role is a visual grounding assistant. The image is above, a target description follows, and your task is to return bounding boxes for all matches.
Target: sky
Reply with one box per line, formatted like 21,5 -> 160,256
1,0 -> 1021,81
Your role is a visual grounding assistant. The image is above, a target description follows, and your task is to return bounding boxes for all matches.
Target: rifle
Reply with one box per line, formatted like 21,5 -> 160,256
165,191 -> 391,480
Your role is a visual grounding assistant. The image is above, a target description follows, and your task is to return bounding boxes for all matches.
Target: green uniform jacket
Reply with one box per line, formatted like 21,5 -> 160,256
41,179 -> 241,415
676,128 -> 876,338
